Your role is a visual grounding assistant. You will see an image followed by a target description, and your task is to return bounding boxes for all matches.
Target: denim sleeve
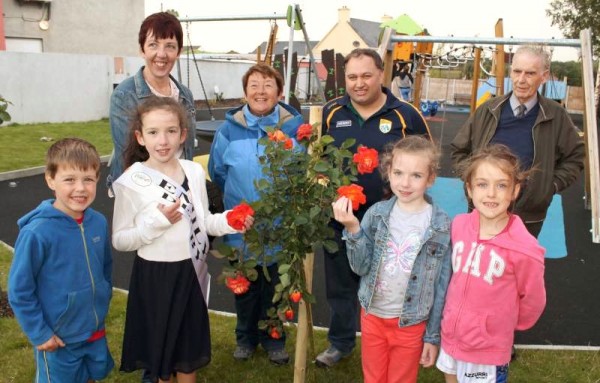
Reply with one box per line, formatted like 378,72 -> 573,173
344,210 -> 375,276
109,89 -> 136,182
182,86 -> 196,160
423,240 -> 453,345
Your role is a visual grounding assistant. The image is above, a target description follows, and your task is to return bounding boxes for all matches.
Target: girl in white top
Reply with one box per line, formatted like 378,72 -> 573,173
112,96 -> 251,383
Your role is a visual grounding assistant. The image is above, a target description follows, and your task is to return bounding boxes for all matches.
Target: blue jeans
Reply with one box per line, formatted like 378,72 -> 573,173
323,227 -> 360,353
234,263 -> 286,351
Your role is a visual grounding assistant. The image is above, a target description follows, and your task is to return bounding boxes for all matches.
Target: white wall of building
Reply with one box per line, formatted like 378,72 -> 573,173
3,0 -> 143,57
0,51 -> 253,125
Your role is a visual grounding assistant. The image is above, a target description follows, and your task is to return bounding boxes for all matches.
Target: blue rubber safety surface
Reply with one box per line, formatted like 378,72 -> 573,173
1,111 -> 599,347
429,177 -> 567,259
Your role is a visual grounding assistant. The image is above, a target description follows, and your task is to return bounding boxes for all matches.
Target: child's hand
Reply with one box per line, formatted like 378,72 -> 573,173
420,343 -> 438,368
332,197 -> 360,234
158,198 -> 182,224
236,215 -> 254,234
36,335 -> 65,352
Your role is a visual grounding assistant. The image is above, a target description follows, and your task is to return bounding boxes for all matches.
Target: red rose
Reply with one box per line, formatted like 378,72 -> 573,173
289,290 -> 302,303
226,202 -> 254,231
285,308 -> 295,321
337,184 -> 367,210
296,123 -> 313,141
268,130 -> 287,142
353,146 -> 379,174
268,130 -> 293,150
225,273 -> 250,295
270,327 -> 282,339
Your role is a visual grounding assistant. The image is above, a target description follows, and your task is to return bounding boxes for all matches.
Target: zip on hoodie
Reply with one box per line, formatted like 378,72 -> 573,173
79,223 -> 99,330
449,240 -> 483,355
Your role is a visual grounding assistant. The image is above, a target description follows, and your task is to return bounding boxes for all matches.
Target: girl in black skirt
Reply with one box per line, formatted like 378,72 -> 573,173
112,97 -> 250,382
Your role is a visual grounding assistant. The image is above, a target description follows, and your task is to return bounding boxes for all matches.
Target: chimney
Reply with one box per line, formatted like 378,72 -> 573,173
381,14 -> 393,23
338,6 -> 350,23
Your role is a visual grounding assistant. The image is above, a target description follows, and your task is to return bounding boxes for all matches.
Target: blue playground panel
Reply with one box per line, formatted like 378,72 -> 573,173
429,177 -> 567,259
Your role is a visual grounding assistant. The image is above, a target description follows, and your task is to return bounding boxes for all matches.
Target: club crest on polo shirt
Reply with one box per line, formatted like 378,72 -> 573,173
335,120 -> 352,128
379,119 -> 392,133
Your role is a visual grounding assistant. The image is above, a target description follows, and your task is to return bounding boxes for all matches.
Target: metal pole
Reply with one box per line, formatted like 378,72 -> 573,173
179,14 -> 286,23
390,35 -> 580,48
284,6 -> 295,104
294,4 -> 324,102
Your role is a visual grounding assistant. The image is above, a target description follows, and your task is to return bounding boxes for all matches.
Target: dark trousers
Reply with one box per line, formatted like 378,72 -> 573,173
234,263 -> 286,352
323,227 -> 361,353
524,220 -> 543,238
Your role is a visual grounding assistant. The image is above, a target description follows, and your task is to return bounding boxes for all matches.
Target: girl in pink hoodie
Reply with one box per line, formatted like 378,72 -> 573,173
437,144 -> 546,382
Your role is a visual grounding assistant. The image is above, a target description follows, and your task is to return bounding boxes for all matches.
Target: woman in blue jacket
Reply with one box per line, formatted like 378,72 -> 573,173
209,63 -> 303,365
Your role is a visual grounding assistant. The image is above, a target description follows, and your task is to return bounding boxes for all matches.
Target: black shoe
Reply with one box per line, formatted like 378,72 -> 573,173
141,369 -> 156,383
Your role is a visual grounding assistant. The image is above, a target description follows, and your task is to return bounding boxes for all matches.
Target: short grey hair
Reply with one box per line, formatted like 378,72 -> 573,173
514,45 -> 551,71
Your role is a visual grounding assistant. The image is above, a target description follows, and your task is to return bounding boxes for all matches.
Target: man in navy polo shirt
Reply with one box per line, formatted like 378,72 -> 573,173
316,48 -> 431,368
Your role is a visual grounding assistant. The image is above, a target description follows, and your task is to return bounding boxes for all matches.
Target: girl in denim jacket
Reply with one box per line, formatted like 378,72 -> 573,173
332,135 -> 452,383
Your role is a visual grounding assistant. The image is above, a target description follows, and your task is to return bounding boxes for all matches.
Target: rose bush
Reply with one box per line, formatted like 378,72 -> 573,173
216,122 -> 377,337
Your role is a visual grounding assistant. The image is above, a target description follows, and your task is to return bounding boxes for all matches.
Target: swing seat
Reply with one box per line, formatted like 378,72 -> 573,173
196,120 -> 224,139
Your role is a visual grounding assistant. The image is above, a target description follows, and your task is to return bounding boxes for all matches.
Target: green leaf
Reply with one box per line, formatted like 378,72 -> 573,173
313,160 -> 329,172
278,263 -> 291,274
341,138 -> 356,149
209,249 -> 227,259
280,273 -> 291,288
340,149 -> 353,158
294,215 -> 308,225
320,135 -> 335,145
279,273 -> 290,288
309,206 -> 321,219
215,244 -> 234,257
303,292 -> 317,304
256,178 -> 271,190
323,240 -> 339,253
246,268 -> 258,281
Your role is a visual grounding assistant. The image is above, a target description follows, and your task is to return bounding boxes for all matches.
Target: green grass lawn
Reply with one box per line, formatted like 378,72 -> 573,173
1,245 -> 599,382
0,119 -> 113,172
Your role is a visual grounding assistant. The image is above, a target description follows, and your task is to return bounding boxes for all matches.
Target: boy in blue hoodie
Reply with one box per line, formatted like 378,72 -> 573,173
8,138 -> 114,382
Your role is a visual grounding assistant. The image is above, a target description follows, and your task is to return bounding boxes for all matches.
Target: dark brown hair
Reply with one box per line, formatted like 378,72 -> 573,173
379,135 -> 440,181
139,12 -> 183,53
242,63 -> 284,95
344,48 -> 384,71
123,96 -> 188,168
45,137 -> 101,178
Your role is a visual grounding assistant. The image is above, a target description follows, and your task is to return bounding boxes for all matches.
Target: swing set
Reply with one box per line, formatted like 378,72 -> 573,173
380,25 -> 599,244
176,5 -> 322,137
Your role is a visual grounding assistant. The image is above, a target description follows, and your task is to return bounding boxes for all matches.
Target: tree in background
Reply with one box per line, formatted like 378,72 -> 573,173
546,0 -> 600,57
551,61 -> 583,86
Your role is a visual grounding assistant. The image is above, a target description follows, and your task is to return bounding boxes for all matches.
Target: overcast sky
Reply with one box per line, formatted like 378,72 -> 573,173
144,0 -> 580,62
